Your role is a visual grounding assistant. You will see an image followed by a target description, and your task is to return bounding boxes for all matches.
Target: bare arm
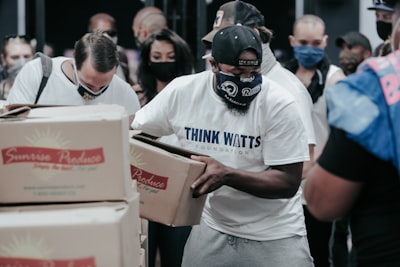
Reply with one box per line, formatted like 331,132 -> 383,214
191,155 -> 302,199
304,163 -> 362,221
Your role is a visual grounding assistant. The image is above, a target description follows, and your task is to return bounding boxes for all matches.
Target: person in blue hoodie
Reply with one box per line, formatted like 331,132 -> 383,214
304,2 -> 400,265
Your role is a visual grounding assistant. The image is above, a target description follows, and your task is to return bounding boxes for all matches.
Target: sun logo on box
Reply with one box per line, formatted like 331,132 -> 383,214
130,147 -> 145,168
26,128 -> 70,181
0,233 -> 53,259
0,233 -> 97,266
26,128 -> 70,148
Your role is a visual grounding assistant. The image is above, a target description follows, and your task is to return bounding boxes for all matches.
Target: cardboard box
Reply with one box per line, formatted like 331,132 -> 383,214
129,133 -> 207,226
0,193 -> 141,267
0,104 -> 134,203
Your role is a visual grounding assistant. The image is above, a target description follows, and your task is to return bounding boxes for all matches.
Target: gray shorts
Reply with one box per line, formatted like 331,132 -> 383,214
182,219 -> 314,267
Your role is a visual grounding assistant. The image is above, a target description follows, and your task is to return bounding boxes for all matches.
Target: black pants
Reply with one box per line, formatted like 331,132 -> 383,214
303,205 -> 333,267
148,221 -> 192,267
330,216 -> 357,267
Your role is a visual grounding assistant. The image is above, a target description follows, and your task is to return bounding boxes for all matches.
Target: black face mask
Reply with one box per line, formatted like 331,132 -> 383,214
149,62 -> 178,82
377,21 -> 392,41
74,64 -> 109,100
215,72 -> 262,107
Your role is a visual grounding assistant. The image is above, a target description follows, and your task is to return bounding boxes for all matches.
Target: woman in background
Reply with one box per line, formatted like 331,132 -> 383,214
133,28 -> 194,267
133,28 -> 194,107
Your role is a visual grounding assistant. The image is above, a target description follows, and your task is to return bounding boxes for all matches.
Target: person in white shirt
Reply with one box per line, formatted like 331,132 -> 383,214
7,31 -> 140,125
132,25 -> 313,267
202,1 -> 316,176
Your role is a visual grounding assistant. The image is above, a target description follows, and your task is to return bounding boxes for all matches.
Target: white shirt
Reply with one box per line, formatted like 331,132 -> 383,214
8,57 -> 140,116
262,43 -> 316,147
132,71 -> 309,240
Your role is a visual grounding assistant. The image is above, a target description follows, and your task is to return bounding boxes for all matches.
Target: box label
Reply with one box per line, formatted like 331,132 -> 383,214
0,256 -> 96,267
2,147 -> 105,166
130,165 -> 168,190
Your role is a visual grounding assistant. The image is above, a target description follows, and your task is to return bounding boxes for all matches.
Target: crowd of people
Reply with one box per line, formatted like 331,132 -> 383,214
1,0 -> 400,266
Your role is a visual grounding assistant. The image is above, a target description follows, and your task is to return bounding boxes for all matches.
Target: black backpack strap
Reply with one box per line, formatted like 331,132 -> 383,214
34,52 -> 52,104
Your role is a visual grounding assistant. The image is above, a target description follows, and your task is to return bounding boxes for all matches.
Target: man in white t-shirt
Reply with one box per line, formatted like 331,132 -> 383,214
7,31 -> 140,124
132,25 -> 313,267
202,1 -> 316,176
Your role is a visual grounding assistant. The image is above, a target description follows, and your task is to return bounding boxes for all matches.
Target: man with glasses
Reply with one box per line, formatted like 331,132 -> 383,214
7,31 -> 140,125
88,12 -> 132,84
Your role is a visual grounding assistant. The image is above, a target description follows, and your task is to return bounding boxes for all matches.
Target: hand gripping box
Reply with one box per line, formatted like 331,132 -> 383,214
0,193 -> 141,267
129,133 -> 207,226
0,104 -> 134,203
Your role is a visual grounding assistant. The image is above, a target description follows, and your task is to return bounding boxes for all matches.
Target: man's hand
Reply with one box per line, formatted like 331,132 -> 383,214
190,155 -> 229,198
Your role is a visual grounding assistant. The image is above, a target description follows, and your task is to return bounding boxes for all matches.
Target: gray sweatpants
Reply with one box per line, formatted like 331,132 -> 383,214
182,219 -> 314,267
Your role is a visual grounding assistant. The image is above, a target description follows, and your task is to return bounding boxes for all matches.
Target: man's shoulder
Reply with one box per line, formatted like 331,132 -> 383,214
109,75 -> 139,101
326,64 -> 346,87
32,56 -> 70,71
267,63 -> 305,90
168,71 -> 211,89
110,74 -> 132,89
40,56 -> 70,65
259,74 -> 296,105
328,64 -> 342,73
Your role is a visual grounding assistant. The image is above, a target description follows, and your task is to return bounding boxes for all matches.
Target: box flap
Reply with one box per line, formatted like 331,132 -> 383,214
131,132 -> 208,159
0,106 -> 31,119
6,103 -> 66,111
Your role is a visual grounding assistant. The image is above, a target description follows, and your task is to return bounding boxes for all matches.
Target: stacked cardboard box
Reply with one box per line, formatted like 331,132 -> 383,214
0,105 -> 141,267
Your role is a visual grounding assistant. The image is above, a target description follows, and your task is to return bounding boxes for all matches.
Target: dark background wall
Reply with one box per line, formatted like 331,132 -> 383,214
26,0 -> 145,56
0,0 -> 19,50
307,0 -> 360,65
1,0 -> 360,71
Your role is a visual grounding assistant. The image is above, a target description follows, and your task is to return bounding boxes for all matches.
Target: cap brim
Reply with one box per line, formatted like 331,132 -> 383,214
202,28 -> 219,44
367,5 -> 394,12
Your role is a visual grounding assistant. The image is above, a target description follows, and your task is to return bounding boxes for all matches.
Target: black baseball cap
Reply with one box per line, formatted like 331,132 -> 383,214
335,31 -> 372,51
202,1 -> 265,44
211,25 -> 262,66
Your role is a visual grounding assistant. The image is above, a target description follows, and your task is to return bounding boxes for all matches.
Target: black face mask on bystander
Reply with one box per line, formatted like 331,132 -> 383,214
149,61 -> 178,82
377,21 -> 393,41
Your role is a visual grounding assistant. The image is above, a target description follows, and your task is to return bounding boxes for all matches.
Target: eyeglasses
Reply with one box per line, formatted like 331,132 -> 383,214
104,30 -> 117,37
3,34 -> 30,42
